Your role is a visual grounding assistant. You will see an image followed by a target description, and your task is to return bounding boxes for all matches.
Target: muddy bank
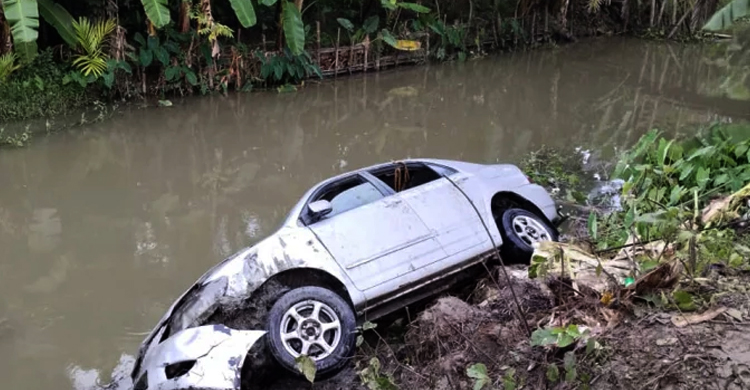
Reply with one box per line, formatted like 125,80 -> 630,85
64,263 -> 750,390
245,263 -> 750,390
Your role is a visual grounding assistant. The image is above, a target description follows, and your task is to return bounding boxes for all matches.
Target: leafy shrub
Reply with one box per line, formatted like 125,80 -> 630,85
613,126 -> 750,202
257,49 -> 322,85
0,53 -> 21,82
594,124 -> 750,260
0,49 -> 90,122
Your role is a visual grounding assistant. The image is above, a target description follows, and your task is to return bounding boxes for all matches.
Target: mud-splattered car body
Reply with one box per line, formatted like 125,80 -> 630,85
130,158 -> 559,390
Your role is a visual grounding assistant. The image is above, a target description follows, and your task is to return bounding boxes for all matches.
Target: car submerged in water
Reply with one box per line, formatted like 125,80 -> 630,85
130,158 -> 560,390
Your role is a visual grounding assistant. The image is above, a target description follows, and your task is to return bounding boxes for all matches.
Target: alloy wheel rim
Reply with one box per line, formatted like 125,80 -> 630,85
279,300 -> 342,361
511,215 -> 552,246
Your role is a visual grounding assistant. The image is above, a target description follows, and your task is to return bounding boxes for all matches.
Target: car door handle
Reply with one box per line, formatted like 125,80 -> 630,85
382,198 -> 403,209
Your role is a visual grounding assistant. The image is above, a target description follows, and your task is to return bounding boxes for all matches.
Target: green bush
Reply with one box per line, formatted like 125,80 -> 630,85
0,49 -> 91,122
594,124 -> 750,251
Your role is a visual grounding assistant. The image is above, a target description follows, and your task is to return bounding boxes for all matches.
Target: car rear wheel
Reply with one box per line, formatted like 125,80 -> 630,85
498,208 -> 558,263
266,286 -> 356,378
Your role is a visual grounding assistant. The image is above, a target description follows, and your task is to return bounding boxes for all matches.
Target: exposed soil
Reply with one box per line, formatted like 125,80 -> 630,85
256,267 -> 750,390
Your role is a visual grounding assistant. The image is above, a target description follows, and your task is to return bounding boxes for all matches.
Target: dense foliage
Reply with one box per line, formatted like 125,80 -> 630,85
0,0 -> 740,122
589,125 -> 750,274
0,48 -> 88,121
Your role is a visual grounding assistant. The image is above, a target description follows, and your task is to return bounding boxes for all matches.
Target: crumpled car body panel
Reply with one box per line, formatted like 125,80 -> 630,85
130,158 -> 559,390
136,325 -> 265,390
132,228 -> 360,390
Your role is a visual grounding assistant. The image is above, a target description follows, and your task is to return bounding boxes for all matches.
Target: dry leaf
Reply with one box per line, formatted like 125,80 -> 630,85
725,308 -> 744,321
702,183 -> 750,226
671,307 -> 727,328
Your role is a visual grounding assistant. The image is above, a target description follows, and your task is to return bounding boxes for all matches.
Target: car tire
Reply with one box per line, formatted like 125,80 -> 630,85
498,208 -> 558,263
266,286 -> 356,378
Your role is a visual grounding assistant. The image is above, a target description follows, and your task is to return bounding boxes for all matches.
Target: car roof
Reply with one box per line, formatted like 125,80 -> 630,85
280,158 -> 468,228
326,158 -> 462,182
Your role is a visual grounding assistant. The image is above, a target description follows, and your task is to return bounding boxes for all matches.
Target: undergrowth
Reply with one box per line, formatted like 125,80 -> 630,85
596,125 -> 750,266
0,49 -> 91,123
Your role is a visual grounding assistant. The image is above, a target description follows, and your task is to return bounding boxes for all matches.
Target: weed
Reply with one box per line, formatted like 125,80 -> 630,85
467,363 -> 490,390
257,48 -> 322,86
0,49 -> 90,122
531,324 -> 590,348
357,357 -> 398,390
0,52 -> 21,81
589,125 -> 750,275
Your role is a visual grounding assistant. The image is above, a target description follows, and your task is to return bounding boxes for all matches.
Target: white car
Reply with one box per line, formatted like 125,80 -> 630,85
130,159 -> 559,390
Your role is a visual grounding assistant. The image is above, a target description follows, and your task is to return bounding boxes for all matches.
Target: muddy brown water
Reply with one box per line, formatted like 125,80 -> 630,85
0,37 -> 746,390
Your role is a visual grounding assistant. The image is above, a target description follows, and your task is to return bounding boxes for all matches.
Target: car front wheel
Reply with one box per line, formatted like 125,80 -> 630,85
266,286 -> 356,378
499,207 -> 558,263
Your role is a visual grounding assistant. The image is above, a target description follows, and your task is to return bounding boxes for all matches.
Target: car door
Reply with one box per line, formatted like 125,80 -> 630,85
402,172 -> 489,259
305,174 -> 445,294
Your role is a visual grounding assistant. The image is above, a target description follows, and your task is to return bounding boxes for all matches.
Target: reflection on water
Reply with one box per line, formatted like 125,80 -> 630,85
0,37 -> 747,390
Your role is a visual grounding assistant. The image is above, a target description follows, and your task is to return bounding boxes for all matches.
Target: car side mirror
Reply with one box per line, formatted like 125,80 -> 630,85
308,200 -> 333,220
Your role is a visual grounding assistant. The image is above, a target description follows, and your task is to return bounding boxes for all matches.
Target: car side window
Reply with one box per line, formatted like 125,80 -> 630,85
310,176 -> 384,222
369,162 -> 445,193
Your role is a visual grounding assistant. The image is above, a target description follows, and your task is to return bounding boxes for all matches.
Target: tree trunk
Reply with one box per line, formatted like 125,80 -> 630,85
650,0 -> 656,27
180,0 -> 191,34
559,0 -> 570,32
0,7 -> 12,55
277,0 -> 283,51
200,0 -> 220,58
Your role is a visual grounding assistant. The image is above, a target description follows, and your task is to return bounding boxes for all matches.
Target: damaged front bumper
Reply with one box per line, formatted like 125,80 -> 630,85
131,248 -> 270,390
132,324 -> 265,390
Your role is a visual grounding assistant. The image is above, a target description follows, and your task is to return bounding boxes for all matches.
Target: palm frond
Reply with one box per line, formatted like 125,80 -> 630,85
0,52 -> 21,81
71,17 -> 116,77
587,0 -> 604,13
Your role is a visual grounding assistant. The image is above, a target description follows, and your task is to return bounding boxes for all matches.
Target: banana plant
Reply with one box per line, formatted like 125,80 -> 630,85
140,0 -> 170,29
143,0 -> 259,30
1,0 -> 76,61
38,0 -> 75,46
2,0 -> 39,60
281,0 -> 304,55
702,0 -> 749,32
228,0 -> 256,28
139,0 -> 306,56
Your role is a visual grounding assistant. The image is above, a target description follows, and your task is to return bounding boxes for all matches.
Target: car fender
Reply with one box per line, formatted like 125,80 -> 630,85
247,227 -> 365,308
451,166 -> 558,244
